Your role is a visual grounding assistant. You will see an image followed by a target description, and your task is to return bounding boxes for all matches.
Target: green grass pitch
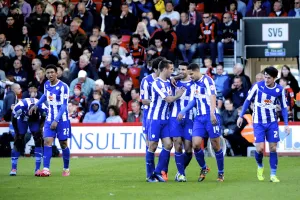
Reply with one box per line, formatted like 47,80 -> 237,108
0,157 -> 299,200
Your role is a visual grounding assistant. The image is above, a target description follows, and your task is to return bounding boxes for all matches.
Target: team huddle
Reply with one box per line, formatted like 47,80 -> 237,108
9,65 -> 71,177
140,57 -> 290,183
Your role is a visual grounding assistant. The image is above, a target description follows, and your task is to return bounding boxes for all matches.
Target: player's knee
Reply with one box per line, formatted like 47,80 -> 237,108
44,138 -> 52,146
269,144 -> 277,152
163,142 -> 173,150
149,142 -> 158,152
193,143 -> 201,150
33,133 -> 43,147
174,143 -> 182,152
59,141 -> 68,149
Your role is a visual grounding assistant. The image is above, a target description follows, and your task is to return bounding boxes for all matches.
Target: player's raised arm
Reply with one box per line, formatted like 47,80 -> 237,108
278,87 -> 290,133
153,80 -> 185,103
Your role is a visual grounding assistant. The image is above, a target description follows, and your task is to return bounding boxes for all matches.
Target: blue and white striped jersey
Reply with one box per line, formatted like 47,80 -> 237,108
13,98 -> 48,121
147,78 -> 172,120
246,81 -> 287,124
191,75 -> 218,116
170,80 -> 194,120
140,74 -> 156,112
44,80 -> 69,122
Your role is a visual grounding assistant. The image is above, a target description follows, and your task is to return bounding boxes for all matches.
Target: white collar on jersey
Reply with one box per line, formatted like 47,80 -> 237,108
264,82 -> 277,89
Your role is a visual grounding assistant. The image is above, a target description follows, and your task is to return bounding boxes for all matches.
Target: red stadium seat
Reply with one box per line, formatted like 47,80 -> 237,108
196,3 -> 204,13
128,67 -> 141,88
120,35 -> 131,49
94,0 -> 103,2
96,3 -> 102,13
213,13 -> 223,22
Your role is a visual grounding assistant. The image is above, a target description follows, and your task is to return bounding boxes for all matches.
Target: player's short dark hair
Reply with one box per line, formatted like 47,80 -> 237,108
158,59 -> 173,71
264,66 -> 278,78
43,36 -> 52,44
46,64 -> 58,72
188,63 -> 200,71
179,61 -> 189,67
151,56 -> 166,70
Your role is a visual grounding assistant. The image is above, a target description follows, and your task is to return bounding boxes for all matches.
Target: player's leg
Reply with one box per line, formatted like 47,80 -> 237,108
146,120 -> 160,182
266,122 -> 280,182
183,119 -> 193,170
30,122 -> 43,176
154,136 -> 172,182
253,123 -> 266,181
57,121 -> 71,176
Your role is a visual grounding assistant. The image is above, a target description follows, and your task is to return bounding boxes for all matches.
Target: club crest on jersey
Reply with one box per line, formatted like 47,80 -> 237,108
264,99 -> 272,105
64,94 -> 68,99
276,88 -> 280,93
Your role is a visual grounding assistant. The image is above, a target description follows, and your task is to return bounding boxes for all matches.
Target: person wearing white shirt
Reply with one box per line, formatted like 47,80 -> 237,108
158,1 -> 180,27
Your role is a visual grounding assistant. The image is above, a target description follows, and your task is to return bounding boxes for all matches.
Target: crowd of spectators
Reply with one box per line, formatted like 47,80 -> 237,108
0,0 -> 299,129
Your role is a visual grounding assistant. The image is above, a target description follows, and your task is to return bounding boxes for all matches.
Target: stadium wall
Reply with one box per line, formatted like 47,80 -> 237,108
0,123 -> 299,156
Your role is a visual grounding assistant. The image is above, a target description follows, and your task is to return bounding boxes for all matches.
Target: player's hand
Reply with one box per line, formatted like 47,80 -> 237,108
176,87 -> 186,97
50,121 -> 58,130
237,117 -> 243,128
177,113 -> 184,121
284,125 -> 290,135
170,77 -> 177,87
210,113 -> 217,125
28,105 -> 38,115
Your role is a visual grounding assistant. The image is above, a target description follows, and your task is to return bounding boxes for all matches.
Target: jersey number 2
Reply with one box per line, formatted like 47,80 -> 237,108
63,128 -> 69,136
274,131 -> 278,138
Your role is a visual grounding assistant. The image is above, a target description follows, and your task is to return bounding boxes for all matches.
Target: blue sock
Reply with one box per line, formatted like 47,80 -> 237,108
162,153 -> 170,173
34,147 -> 43,171
155,148 -> 170,174
194,149 -> 206,169
183,152 -> 192,169
11,149 -> 20,170
62,147 -> 70,169
270,152 -> 278,176
175,152 -> 185,175
215,149 -> 224,174
255,151 -> 264,168
43,146 -> 52,169
146,150 -> 155,178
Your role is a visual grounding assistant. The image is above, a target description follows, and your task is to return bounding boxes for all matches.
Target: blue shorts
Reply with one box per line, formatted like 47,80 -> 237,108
169,117 -> 193,141
193,114 -> 221,139
44,120 -> 71,141
17,120 -> 40,135
148,119 -> 170,142
253,122 -> 279,143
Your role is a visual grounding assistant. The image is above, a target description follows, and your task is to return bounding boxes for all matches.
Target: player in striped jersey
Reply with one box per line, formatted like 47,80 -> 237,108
140,56 -> 165,179
9,98 -> 48,176
146,59 -> 185,182
178,63 -> 224,182
169,62 -> 194,182
29,65 -> 71,177
237,66 -> 290,183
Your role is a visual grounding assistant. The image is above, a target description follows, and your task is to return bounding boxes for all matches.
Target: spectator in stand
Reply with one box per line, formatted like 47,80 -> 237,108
277,65 -> 300,94
37,44 -> 58,67
133,22 -> 150,48
57,64 -> 70,85
68,20 -> 87,53
227,1 -> 243,28
88,35 -> 104,66
247,0 -> 272,16
246,0 -> 267,17
152,37 -> 169,58
129,34 -> 145,66
96,4 -> 115,36
128,88 -> 140,113
22,81 -> 43,99
33,0 -> 55,19
68,100 -> 82,123
0,33 -> 15,58
63,36 -> 82,62
104,35 -> 128,56
53,11 -> 70,43
214,64 -> 229,108
158,1 -> 180,27
106,105 -> 123,123
217,12 -> 238,66
288,0 -> 300,17
73,3 -> 94,35
39,36 -> 59,58
204,58 -> 214,78
255,72 -> 264,83
142,14 -> 156,35
69,83 -> 87,111
229,76 -> 248,109
3,14 -> 22,47
71,54 -> 99,81
75,0 -> 97,18
0,0 -> 9,18
118,3 -> 137,35
26,2 -> 50,36
109,89 -> 128,122
127,100 -> 143,122
136,0 -> 153,18
1,83 -> 21,121
70,70 -> 95,97
176,11 -> 197,63
98,55 -> 118,90
90,79 -> 110,112
279,77 -> 295,120
40,25 -> 63,54
115,64 -> 131,89
17,0 -> 31,21
34,68 -> 47,93
54,2 -> 73,25
8,4 -> 24,29
31,58 -> 42,78
11,45 -> 33,82
121,79 -> 133,103
0,46 -> 9,72
60,49 -> 76,71
21,24 -> 39,55
188,2 -> 202,29
236,0 -> 247,16
92,26 -> 109,49
150,17 -> 177,61
83,100 -> 106,123
126,0 -> 137,16
63,0 -> 75,16
7,59 -> 28,90
269,1 -> 288,17
198,13 -> 217,66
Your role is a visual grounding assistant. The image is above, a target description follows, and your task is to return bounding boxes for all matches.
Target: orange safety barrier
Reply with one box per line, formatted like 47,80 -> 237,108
241,114 -> 255,143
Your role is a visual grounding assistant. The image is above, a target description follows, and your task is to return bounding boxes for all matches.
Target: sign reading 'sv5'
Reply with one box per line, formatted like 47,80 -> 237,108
262,23 -> 289,41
